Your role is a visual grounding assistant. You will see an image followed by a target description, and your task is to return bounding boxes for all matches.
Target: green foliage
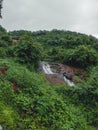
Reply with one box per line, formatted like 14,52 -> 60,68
0,33 -> 12,47
0,81 -> 15,104
14,34 -> 43,68
0,26 -> 12,59
0,47 -> 7,57
63,45 -> 98,68
0,25 -> 6,33
0,102 -> 19,130
31,93 -> 87,130
5,62 -> 40,90
49,47 -> 65,62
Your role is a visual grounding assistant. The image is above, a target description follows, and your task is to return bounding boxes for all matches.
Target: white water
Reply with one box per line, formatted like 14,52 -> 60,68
0,125 -> 2,130
64,76 -> 74,86
42,63 -> 53,74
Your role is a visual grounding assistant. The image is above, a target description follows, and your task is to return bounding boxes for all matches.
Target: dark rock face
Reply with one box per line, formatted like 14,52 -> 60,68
63,72 -> 72,80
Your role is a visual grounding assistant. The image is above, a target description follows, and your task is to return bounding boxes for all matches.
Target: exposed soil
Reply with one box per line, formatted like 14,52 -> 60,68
12,39 -> 19,44
52,63 -> 85,77
12,82 -> 19,92
46,74 -> 65,84
0,64 -> 8,74
0,68 -> 7,74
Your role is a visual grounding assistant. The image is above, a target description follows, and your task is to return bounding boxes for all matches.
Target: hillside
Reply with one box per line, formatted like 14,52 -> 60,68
0,25 -> 98,130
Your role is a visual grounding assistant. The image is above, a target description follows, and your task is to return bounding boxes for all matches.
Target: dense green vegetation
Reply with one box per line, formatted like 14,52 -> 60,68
0,26 -> 98,130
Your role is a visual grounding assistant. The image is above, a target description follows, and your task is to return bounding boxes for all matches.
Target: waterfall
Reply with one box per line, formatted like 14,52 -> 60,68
42,62 -> 53,74
41,61 -> 75,86
63,76 -> 74,86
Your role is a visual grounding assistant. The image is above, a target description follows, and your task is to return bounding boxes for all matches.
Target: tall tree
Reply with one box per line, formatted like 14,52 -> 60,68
0,0 -> 3,18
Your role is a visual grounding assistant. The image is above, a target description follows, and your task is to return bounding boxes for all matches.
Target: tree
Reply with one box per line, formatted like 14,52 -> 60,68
0,25 -> 6,33
64,45 -> 98,68
15,34 -> 43,69
0,0 -> 3,18
0,27 -> 12,47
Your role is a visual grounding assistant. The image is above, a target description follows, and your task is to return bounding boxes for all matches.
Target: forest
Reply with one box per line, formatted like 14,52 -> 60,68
0,25 -> 98,130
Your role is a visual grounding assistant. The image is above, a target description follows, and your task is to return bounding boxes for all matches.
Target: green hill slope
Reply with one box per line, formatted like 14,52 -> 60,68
0,26 -> 98,130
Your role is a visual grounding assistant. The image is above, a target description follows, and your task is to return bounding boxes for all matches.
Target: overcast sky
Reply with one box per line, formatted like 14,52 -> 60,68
0,0 -> 98,37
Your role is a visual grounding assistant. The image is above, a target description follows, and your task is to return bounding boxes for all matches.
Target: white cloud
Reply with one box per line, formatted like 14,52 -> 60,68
0,0 -> 98,37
